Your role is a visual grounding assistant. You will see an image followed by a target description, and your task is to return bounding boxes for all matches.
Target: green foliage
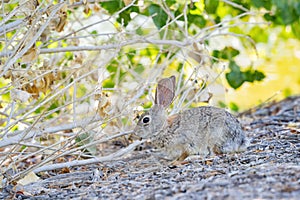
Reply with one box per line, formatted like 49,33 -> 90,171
148,4 -> 168,29
99,0 -> 124,14
166,0 -> 176,7
226,61 -> 244,89
212,47 -> 240,61
188,12 -> 206,28
226,61 -> 265,89
291,20 -> 300,39
252,0 -> 300,38
205,0 -> 219,14
212,47 -> 264,89
251,0 -> 271,9
100,0 -> 139,26
133,64 -> 145,74
2,0 -> 299,95
92,0 -> 300,90
229,102 -> 239,112
91,30 -> 98,35
248,26 -> 269,43
218,101 -> 227,108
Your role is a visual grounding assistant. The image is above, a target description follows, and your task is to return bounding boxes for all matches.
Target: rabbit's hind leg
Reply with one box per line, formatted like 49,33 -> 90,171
169,151 -> 190,166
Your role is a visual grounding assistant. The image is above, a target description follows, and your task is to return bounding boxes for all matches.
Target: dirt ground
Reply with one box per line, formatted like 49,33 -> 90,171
1,96 -> 299,199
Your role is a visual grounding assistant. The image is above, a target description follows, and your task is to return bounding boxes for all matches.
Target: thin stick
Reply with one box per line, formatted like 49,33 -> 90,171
12,140 -> 145,180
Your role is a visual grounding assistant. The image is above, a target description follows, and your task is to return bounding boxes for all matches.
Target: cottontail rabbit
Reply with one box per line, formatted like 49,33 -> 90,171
134,76 -> 248,161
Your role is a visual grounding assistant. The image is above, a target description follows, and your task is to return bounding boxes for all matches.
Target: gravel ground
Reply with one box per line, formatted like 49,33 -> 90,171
1,96 -> 300,199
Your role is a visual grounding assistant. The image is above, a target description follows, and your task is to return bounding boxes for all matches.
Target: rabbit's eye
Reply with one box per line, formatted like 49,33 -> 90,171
142,116 -> 151,124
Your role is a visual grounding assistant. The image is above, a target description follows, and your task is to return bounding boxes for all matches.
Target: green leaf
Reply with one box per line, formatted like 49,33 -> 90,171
263,13 -> 276,22
212,47 -> 240,60
214,15 -> 221,24
49,101 -> 59,111
166,0 -> 176,7
226,61 -> 244,89
283,88 -> 292,97
243,69 -> 266,82
228,60 -> 240,71
267,0 -> 299,25
277,8 -> 297,25
226,61 -> 266,89
188,13 -> 206,28
134,64 -> 145,74
218,101 -> 227,108
101,0 -> 139,27
117,10 -> 131,26
91,30 -> 98,35
118,5 -> 140,26
100,0 -> 124,15
136,27 -> 144,35
205,0 -> 219,14
177,63 -> 183,72
107,62 -> 118,73
149,4 -> 168,29
174,9 -> 184,21
127,49 -> 136,61
232,0 -> 250,10
102,79 -> 115,88
291,20 -> 300,39
295,2 -> 300,15
229,102 -> 239,112
251,0 -> 271,9
249,26 -> 268,43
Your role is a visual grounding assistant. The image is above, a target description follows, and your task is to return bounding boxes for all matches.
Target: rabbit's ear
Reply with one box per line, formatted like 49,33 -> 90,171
155,76 -> 176,108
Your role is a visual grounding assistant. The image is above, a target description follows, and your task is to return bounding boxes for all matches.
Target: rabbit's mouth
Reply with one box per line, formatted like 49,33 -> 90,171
129,133 -> 143,141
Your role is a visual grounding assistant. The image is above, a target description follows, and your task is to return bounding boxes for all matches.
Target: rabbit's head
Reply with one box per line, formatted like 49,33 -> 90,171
134,105 -> 167,139
134,76 -> 176,139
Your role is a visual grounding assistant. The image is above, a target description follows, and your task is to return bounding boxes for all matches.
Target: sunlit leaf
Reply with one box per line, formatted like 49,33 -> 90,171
103,79 -> 115,88
249,26 -> 269,43
91,30 -> 98,35
229,102 -> 239,112
205,0 -> 219,14
291,20 -> 300,39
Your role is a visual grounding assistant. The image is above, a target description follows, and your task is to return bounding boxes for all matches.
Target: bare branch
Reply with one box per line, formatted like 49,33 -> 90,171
0,19 -> 24,37
0,116 -> 101,148
0,2 -> 66,77
12,140 -> 145,179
